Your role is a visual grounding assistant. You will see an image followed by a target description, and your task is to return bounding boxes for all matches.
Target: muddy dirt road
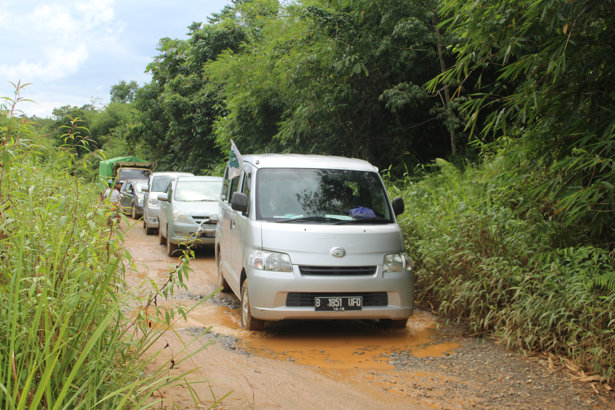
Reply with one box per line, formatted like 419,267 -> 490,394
122,219 -> 613,409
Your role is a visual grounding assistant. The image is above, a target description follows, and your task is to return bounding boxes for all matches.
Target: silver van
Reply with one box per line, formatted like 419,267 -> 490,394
215,154 -> 414,330
142,171 -> 193,234
158,176 -> 223,256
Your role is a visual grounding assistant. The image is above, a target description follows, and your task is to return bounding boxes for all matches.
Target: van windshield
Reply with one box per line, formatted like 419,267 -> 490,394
152,176 -> 173,192
256,168 -> 393,223
174,180 -> 222,202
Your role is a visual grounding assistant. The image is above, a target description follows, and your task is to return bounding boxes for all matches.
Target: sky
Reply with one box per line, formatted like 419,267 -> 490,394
1,0 -> 231,118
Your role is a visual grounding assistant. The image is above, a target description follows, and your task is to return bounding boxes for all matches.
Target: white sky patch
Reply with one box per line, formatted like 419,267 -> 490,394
1,0 -> 230,117
1,45 -> 88,82
0,0 -> 120,83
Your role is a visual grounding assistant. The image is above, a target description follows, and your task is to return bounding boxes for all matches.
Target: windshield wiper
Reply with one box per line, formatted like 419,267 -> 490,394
276,216 -> 341,224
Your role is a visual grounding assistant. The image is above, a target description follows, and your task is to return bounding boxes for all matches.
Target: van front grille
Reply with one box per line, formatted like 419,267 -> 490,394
286,292 -> 388,307
299,266 -> 376,276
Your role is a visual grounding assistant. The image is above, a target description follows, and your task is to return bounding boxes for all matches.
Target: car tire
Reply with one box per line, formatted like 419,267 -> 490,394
131,203 -> 137,219
166,225 -> 179,256
167,238 -> 179,257
158,225 -> 166,245
240,279 -> 264,331
216,250 -> 231,292
145,225 -> 156,235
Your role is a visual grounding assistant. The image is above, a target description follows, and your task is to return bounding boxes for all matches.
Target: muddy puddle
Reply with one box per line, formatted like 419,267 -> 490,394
182,301 -> 459,371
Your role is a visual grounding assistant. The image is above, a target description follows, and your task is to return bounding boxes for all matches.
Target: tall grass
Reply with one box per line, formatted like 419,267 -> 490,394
0,86 -> 212,407
391,153 -> 615,384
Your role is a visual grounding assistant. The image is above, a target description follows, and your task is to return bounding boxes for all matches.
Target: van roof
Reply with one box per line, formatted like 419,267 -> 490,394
176,175 -> 223,182
242,154 -> 378,172
150,171 -> 194,177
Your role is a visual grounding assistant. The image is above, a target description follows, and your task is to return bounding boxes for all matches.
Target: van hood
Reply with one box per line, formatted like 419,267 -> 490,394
259,222 -> 404,266
174,200 -> 218,217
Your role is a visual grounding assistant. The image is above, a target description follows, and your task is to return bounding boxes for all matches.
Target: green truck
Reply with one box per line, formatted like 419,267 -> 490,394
98,156 -> 153,190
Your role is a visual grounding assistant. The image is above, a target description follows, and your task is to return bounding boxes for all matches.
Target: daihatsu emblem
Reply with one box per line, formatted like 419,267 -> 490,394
330,247 -> 346,258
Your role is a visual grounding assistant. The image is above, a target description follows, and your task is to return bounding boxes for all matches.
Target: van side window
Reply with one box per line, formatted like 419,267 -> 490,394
221,167 -> 229,201
228,176 -> 240,204
241,169 -> 251,212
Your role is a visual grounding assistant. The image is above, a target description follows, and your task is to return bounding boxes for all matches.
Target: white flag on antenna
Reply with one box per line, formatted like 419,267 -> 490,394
228,139 -> 243,179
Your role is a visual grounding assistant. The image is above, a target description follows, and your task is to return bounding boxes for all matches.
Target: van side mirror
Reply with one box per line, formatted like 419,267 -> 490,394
157,193 -> 169,202
231,192 -> 248,213
392,196 -> 404,216
141,185 -> 148,193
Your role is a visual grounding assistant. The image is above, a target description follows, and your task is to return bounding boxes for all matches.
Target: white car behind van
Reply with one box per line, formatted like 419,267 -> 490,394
142,171 -> 193,234
215,154 -> 414,330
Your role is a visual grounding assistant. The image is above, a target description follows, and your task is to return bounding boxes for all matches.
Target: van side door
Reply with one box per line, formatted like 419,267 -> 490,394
218,170 -> 242,295
229,167 -> 252,291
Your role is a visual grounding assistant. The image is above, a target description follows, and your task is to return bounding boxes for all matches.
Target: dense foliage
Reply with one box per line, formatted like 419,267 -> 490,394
205,0 -> 458,172
0,92 -> 208,407
392,156 -> 615,383
430,0 -> 615,245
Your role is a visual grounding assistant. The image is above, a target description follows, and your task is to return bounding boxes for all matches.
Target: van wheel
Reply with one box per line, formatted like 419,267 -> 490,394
167,235 -> 179,257
145,225 -> 156,235
216,251 -> 231,292
158,226 -> 166,245
240,279 -> 264,331
131,203 -> 137,219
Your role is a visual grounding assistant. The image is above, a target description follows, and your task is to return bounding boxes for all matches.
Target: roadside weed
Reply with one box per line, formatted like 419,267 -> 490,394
393,155 -> 615,385
0,89 -> 213,408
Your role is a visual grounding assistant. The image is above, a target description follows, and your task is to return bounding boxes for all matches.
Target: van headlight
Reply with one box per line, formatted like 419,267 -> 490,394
249,249 -> 293,272
383,253 -> 412,273
172,210 -> 193,224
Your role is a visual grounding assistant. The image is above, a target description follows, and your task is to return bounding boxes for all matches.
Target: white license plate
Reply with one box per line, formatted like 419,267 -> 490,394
315,296 -> 363,311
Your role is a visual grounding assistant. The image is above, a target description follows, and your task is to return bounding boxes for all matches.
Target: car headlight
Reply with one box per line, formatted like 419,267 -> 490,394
172,210 -> 193,224
383,253 -> 412,273
249,249 -> 293,272
147,198 -> 160,207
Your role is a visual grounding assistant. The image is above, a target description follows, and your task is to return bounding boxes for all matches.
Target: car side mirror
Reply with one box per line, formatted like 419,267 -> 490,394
231,192 -> 248,213
141,185 -> 148,193
157,193 -> 169,202
392,196 -> 404,216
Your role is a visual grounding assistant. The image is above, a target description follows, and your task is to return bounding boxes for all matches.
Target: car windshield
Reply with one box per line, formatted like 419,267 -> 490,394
152,176 -> 174,192
256,168 -> 393,223
120,168 -> 150,180
174,180 -> 222,202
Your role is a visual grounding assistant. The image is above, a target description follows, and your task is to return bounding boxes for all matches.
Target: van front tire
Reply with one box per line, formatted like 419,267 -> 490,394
167,234 -> 179,257
241,279 -> 264,331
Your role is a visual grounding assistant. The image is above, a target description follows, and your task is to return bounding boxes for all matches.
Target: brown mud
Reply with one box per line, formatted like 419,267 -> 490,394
121,219 -> 614,409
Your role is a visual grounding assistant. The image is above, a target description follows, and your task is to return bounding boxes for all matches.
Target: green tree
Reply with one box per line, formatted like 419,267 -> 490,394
110,80 -> 139,103
134,18 -> 248,173
431,0 -> 615,245
207,0 -> 458,173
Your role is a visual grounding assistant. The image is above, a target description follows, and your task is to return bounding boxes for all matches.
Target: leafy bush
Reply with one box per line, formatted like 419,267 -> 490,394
393,155 -> 615,383
0,92 -> 207,407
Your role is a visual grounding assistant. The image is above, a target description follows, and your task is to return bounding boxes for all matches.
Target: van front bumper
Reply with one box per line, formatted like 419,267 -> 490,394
247,267 -> 414,321
168,222 -> 216,247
